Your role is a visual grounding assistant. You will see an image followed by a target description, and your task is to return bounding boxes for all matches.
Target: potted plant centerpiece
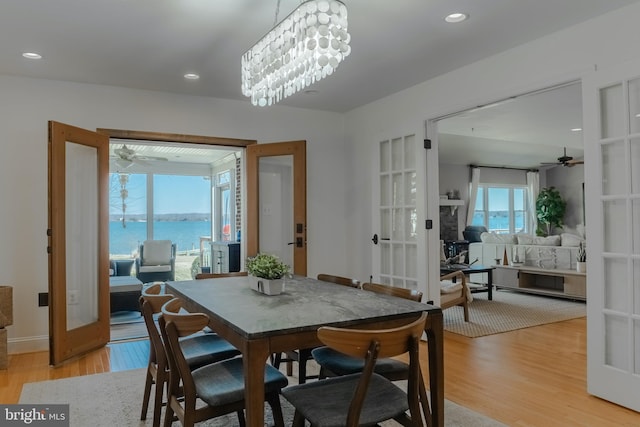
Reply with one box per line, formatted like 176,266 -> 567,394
246,253 -> 290,295
576,242 -> 586,273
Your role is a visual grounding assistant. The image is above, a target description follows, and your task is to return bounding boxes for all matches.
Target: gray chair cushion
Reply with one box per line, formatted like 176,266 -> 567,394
192,358 -> 288,407
281,373 -> 408,427
180,334 -> 241,370
312,346 -> 409,377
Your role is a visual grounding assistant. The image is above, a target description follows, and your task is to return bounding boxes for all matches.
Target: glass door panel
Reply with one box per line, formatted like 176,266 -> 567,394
258,155 -> 294,268
65,142 -> 100,330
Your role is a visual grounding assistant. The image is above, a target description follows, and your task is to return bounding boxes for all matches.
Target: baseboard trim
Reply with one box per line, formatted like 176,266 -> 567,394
8,336 -> 48,354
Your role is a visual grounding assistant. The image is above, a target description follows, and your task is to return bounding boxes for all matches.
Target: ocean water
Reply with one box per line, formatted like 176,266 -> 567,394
109,220 -> 213,256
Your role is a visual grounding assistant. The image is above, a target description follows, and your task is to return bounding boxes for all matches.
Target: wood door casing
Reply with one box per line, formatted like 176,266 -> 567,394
246,141 -> 307,275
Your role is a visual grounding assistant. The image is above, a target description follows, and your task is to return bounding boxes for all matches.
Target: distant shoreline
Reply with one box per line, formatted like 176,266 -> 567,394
109,214 -> 210,222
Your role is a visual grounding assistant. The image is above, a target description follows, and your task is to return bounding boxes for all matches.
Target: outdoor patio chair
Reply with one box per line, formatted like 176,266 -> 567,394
136,240 -> 176,283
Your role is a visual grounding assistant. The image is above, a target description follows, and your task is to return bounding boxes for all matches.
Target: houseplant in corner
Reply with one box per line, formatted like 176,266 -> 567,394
576,242 -> 586,273
535,186 -> 566,236
246,253 -> 290,295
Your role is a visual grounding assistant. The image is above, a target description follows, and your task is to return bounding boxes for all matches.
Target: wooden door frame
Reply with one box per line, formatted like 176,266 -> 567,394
98,128 -> 257,257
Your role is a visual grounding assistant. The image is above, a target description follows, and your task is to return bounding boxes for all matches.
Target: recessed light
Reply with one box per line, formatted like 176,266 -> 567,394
22,52 -> 42,59
184,73 -> 200,80
445,13 -> 468,23
571,128 -> 582,132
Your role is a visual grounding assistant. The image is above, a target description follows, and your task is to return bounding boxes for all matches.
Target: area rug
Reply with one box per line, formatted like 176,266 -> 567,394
444,290 -> 586,338
19,368 -> 505,427
110,311 -> 148,341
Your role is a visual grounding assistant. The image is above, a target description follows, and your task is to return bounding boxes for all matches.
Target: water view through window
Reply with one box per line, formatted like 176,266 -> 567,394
472,185 -> 528,233
109,173 -> 212,258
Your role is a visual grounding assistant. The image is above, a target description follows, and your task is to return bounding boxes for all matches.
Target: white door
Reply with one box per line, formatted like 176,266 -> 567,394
373,134 -> 420,293
583,59 -> 640,411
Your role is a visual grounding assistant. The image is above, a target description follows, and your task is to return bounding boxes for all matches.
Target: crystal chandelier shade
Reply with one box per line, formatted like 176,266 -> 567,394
241,0 -> 350,107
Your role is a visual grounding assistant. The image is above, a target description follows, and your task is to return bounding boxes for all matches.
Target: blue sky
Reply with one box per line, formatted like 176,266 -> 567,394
109,174 -> 211,215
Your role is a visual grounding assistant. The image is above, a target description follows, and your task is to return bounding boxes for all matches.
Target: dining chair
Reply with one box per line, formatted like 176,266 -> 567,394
282,312 -> 430,427
160,298 -> 289,427
272,273 -> 360,384
439,270 -> 471,322
312,281 -> 424,381
139,284 -> 240,427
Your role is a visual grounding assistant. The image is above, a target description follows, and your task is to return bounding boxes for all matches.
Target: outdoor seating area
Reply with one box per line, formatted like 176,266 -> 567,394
135,240 -> 177,283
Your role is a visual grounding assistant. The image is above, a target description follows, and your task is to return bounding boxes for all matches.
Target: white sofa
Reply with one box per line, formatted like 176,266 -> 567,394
468,232 -> 585,284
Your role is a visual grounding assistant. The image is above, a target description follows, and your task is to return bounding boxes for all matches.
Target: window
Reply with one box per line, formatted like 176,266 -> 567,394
108,172 -> 211,256
472,184 -> 528,234
213,170 -> 234,242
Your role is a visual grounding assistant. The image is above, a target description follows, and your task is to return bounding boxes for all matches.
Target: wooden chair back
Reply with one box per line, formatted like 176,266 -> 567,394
362,282 -> 423,302
317,273 -> 360,288
195,271 -> 248,279
317,312 -> 428,426
159,298 -> 211,423
138,283 -> 175,427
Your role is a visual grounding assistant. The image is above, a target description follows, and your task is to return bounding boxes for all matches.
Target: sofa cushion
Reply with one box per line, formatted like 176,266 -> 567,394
517,235 -> 561,246
480,232 -> 517,244
561,233 -> 585,247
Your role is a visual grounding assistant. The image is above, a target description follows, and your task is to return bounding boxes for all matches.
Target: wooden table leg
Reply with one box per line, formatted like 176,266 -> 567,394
243,338 -> 270,427
425,310 -> 444,427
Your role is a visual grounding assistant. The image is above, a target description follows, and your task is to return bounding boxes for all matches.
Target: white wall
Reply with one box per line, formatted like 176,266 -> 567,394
0,76 -> 348,352
344,3 -> 640,300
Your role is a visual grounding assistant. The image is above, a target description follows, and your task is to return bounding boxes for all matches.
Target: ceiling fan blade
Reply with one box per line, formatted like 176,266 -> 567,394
136,155 -> 168,161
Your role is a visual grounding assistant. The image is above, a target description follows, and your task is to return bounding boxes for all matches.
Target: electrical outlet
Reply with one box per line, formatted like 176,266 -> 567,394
68,290 -> 79,305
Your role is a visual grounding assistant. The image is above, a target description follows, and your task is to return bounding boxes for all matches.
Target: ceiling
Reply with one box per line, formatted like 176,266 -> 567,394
3,1 -> 638,167
2,0 -> 638,114
437,81 -> 585,169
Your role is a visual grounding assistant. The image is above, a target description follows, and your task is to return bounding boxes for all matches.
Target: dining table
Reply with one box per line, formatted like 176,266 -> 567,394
166,275 -> 444,427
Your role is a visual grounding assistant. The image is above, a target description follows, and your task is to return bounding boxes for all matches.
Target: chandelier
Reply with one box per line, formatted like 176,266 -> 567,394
241,0 -> 351,107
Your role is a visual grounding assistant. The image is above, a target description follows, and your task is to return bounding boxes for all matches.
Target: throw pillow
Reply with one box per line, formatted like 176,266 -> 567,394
481,232 -> 517,244
143,240 -> 173,265
561,233 -> 585,247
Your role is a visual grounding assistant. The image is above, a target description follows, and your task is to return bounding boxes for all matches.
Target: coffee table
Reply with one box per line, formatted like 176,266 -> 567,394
440,264 -> 495,300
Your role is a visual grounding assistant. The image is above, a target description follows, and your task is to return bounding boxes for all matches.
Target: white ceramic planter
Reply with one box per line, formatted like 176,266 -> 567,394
249,275 -> 285,295
576,261 -> 586,273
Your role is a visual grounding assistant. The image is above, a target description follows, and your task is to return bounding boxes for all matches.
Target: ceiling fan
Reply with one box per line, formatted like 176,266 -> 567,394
111,145 -> 168,169
541,147 -> 584,167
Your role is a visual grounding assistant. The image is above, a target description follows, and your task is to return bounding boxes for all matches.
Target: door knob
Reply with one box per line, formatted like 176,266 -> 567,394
372,234 -> 378,245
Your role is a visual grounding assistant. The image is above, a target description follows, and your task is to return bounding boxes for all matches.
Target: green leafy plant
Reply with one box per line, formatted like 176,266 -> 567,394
246,253 -> 290,280
536,187 -> 566,236
577,242 -> 586,262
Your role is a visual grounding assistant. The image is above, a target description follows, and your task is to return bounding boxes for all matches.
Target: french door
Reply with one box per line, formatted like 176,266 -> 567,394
373,134 -> 419,292
246,141 -> 307,275
583,58 -> 640,411
48,121 -> 110,365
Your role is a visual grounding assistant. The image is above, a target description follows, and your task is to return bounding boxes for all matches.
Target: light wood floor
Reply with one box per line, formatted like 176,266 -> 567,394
2,317 -> 639,426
